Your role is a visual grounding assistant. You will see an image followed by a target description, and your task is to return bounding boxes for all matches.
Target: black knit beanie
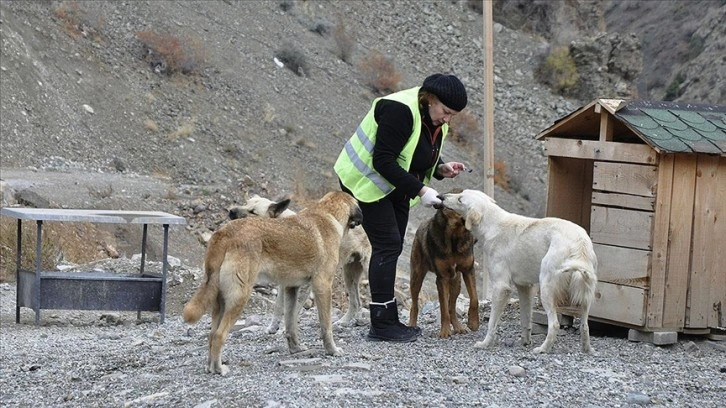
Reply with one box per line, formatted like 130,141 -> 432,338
421,74 -> 468,111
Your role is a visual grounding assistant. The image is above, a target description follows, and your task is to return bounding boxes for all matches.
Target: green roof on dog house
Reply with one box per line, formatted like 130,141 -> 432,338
535,99 -> 725,339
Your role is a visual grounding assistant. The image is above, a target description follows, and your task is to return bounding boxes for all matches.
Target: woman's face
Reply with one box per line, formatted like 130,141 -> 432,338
428,97 -> 459,127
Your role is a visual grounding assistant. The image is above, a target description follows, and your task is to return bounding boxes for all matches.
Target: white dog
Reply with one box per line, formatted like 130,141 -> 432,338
439,189 -> 597,353
229,194 -> 370,333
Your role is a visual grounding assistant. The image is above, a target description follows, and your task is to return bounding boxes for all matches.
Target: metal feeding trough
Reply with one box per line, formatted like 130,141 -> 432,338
1,208 -> 187,325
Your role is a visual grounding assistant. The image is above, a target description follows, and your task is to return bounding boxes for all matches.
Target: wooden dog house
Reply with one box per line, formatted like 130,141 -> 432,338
536,99 -> 725,340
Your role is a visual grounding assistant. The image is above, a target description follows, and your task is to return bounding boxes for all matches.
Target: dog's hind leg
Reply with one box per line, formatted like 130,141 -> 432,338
283,285 -> 308,354
515,284 -> 536,346
208,284 -> 252,376
475,282 -> 511,349
335,259 -> 363,326
533,277 -> 559,354
580,301 -> 594,354
207,293 -> 224,373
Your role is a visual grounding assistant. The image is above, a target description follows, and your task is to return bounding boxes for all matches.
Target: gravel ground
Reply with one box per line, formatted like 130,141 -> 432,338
1,261 -> 725,408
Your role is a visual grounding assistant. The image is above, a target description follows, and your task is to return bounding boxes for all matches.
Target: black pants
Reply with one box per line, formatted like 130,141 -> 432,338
341,183 -> 410,303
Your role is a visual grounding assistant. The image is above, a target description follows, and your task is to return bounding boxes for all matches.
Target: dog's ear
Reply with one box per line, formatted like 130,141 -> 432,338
268,198 -> 291,218
465,209 -> 482,231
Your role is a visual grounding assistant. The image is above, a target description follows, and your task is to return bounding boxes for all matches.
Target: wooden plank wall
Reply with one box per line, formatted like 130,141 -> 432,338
661,154 -> 698,329
688,155 -> 726,329
647,155 -> 675,328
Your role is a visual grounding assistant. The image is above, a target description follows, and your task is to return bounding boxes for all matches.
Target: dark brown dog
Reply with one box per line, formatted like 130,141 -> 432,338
408,206 -> 478,338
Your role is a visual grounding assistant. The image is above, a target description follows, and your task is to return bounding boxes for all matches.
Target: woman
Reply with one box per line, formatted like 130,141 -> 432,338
334,73 -> 468,342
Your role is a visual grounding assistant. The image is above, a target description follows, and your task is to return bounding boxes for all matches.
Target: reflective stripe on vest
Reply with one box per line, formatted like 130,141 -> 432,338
342,126 -> 391,194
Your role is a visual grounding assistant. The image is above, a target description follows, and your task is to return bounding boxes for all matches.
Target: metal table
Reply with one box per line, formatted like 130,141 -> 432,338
0,208 -> 186,325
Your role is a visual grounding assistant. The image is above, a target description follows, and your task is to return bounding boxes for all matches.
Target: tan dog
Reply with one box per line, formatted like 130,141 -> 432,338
409,206 -> 479,338
229,194 -> 370,334
183,191 -> 363,375
439,189 -> 597,354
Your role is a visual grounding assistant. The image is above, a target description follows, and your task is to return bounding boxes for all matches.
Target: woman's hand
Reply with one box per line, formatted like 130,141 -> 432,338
419,187 -> 442,207
437,162 -> 466,178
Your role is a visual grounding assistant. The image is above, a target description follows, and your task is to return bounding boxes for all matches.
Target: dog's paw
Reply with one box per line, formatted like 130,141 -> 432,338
266,323 -> 280,334
208,363 -> 230,376
582,345 -> 594,354
327,346 -> 343,357
334,315 -> 355,327
438,326 -> 453,338
289,344 -> 309,354
532,346 -> 549,354
474,338 -> 493,349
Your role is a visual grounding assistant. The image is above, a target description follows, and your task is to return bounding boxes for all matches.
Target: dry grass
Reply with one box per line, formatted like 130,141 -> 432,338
333,14 -> 356,63
143,119 -> 159,133
136,31 -> 206,75
274,43 -> 310,77
53,0 -> 105,41
358,49 -> 401,94
168,121 -> 196,141
493,160 -> 511,191
448,110 -> 480,146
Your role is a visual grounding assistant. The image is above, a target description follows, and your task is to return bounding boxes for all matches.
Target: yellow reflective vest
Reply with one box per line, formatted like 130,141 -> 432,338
334,86 -> 448,206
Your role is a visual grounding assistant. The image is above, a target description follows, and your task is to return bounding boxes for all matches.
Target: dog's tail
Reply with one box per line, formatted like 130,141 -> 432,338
555,242 -> 597,308
566,264 -> 597,308
182,237 -> 226,323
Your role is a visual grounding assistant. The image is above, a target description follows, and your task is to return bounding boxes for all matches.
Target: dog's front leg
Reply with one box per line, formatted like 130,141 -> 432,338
461,267 -> 479,332
446,271 -> 468,335
266,286 -> 285,334
283,286 -> 307,354
475,284 -> 510,349
435,274 -> 453,338
312,277 -> 342,356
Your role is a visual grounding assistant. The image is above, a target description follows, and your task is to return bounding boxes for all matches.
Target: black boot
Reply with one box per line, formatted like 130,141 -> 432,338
368,299 -> 421,342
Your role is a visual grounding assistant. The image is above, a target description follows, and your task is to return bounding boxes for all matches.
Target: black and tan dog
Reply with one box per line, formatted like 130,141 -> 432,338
408,204 -> 478,338
183,191 -> 363,376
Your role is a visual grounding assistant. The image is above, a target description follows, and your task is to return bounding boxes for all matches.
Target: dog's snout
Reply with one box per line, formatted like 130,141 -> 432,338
228,207 -> 248,220
348,206 -> 364,228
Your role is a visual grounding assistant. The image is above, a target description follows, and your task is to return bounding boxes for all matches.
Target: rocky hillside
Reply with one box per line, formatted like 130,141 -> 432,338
1,0 -> 724,273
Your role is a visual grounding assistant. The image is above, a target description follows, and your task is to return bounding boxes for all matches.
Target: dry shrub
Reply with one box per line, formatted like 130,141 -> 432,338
53,0 -> 104,41
535,46 -> 579,94
333,15 -> 356,63
136,31 -> 206,75
143,119 -> 159,132
493,160 -> 511,191
448,110 -> 480,146
358,49 -> 401,94
168,121 -> 196,141
274,44 -> 310,77
0,220 -> 112,282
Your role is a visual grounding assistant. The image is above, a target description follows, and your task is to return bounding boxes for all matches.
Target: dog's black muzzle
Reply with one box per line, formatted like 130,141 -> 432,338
348,206 -> 364,228
433,194 -> 446,210
228,207 -> 248,220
